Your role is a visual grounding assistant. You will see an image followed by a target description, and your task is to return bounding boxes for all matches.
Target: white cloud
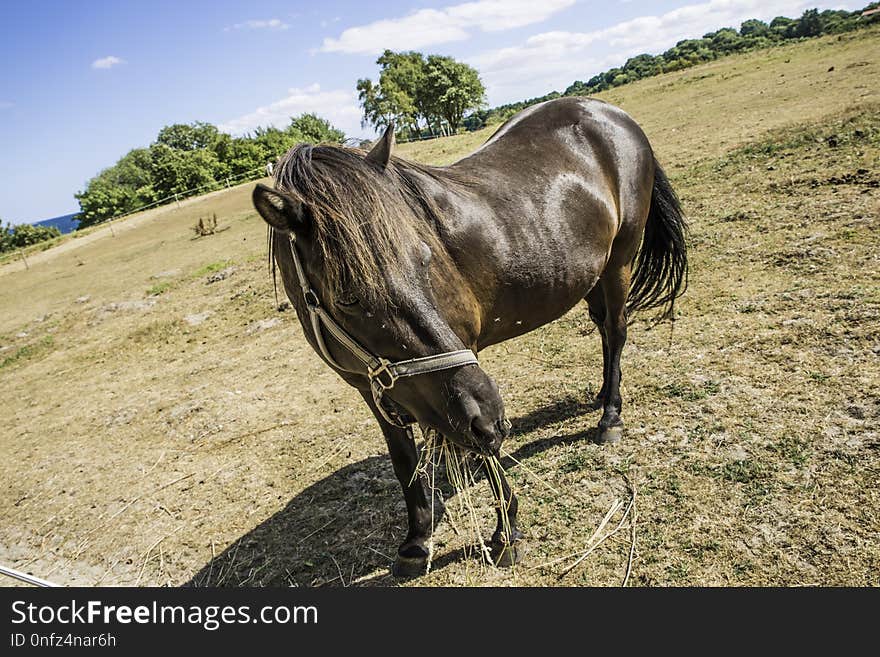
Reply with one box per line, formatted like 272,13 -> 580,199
320,0 -> 576,54
224,18 -> 289,32
219,84 -> 365,138
91,55 -> 125,70
0,101 -> 13,110
471,0 -> 837,103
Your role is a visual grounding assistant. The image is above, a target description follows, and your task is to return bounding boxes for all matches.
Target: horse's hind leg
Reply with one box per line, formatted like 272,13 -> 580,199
594,265 -> 632,444
585,284 -> 609,410
482,462 -> 525,566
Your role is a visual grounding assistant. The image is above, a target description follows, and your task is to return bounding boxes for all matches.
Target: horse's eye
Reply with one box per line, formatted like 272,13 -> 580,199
337,295 -> 359,308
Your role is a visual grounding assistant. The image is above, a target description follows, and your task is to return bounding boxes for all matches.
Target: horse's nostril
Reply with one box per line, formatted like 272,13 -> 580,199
469,415 -> 507,456
470,415 -> 495,442
470,415 -> 487,438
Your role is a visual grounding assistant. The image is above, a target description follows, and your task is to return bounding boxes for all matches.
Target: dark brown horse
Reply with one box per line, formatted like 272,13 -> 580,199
252,97 -> 687,576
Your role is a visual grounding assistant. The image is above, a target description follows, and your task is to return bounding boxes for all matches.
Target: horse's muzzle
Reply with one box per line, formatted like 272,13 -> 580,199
468,414 -> 510,456
396,362 -> 507,454
442,366 -> 508,455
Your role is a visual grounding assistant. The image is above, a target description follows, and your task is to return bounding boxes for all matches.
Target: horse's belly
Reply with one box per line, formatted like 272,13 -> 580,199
478,259 -> 602,347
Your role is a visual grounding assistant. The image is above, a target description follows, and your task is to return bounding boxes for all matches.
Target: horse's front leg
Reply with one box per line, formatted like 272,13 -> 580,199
359,390 -> 432,578
482,461 -> 526,567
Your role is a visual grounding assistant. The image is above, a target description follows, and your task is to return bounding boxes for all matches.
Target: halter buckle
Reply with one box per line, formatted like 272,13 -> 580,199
369,360 -> 399,390
303,288 -> 320,308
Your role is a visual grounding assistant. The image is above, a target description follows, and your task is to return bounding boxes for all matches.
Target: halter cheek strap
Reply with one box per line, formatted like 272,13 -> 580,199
287,235 -> 479,427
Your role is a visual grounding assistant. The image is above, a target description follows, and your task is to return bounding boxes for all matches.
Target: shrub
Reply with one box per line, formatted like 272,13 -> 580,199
0,221 -> 61,253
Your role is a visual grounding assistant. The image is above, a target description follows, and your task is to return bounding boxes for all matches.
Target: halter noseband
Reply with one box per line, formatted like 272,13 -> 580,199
287,235 -> 479,428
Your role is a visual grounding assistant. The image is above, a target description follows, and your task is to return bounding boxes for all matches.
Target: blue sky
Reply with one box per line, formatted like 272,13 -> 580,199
0,0 -> 865,223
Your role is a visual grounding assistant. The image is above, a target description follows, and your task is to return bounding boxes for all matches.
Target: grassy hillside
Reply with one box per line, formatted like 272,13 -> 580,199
1,27 -> 877,587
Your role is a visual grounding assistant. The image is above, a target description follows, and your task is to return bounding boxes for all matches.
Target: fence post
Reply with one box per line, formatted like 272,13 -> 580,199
226,177 -> 231,188
108,218 -> 115,237
18,248 -> 29,270
174,193 -> 181,209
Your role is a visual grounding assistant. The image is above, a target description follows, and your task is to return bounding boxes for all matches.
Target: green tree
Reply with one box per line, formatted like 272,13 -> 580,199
357,51 -> 429,137
221,137 -> 269,177
117,148 -> 157,199
75,148 -> 156,227
622,53 -> 662,80
75,174 -> 136,226
245,113 -> 344,167
770,16 -> 797,38
287,113 -> 345,143
377,50 -> 430,137
356,77 -> 395,131
422,55 -> 485,134
710,27 -> 747,53
251,126 -> 297,160
603,67 -> 624,87
156,121 -> 221,151
0,221 -> 61,253
796,9 -> 824,37
740,19 -> 771,38
357,51 -> 485,137
149,144 -> 220,199
819,9 -> 859,33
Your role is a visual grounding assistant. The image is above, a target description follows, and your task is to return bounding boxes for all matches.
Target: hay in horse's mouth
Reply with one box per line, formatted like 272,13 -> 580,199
417,422 -> 500,458
414,429 -> 513,573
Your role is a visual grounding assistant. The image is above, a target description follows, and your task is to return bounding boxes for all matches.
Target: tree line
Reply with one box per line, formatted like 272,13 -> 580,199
75,114 -> 344,228
464,6 -> 880,130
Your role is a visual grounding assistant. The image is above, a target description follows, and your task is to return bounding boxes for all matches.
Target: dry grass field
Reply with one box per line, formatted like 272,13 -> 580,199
1,28 -> 877,586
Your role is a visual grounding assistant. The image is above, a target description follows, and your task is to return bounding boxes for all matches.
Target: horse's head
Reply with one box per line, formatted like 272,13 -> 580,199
252,127 -> 508,455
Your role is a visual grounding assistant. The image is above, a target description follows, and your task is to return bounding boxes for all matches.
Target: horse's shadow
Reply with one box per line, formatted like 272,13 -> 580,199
183,395 -> 597,587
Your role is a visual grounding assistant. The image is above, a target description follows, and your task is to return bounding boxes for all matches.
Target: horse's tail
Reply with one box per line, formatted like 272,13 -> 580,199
626,157 -> 689,321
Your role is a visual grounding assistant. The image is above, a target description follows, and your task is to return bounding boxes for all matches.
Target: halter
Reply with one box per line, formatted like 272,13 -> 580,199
286,235 -> 479,428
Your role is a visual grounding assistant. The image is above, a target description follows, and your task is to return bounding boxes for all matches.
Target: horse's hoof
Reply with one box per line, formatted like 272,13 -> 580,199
392,545 -> 429,578
490,540 -> 526,568
391,554 -> 428,578
597,424 -> 624,444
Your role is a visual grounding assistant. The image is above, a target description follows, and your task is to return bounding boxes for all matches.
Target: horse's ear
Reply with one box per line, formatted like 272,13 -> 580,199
366,122 -> 395,170
252,183 -> 306,234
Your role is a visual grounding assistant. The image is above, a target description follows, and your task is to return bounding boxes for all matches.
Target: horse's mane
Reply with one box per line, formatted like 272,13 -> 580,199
269,143 -> 465,306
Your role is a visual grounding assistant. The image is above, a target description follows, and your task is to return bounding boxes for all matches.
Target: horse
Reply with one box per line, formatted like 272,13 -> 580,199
252,96 -> 688,577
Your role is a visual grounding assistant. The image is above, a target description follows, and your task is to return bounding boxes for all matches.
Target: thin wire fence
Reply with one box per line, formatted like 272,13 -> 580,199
396,132 -> 446,145
0,165 -> 270,268
89,165 -> 268,235
5,129 -> 464,268
23,130 -> 447,249
17,128 -> 458,257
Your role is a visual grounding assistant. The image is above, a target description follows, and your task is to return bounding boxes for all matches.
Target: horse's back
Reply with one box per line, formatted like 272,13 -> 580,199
444,97 -> 657,345
475,97 -> 648,153
456,97 -> 654,224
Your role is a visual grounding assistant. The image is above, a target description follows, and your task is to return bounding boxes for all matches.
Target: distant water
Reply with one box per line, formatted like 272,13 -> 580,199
34,212 -> 80,234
